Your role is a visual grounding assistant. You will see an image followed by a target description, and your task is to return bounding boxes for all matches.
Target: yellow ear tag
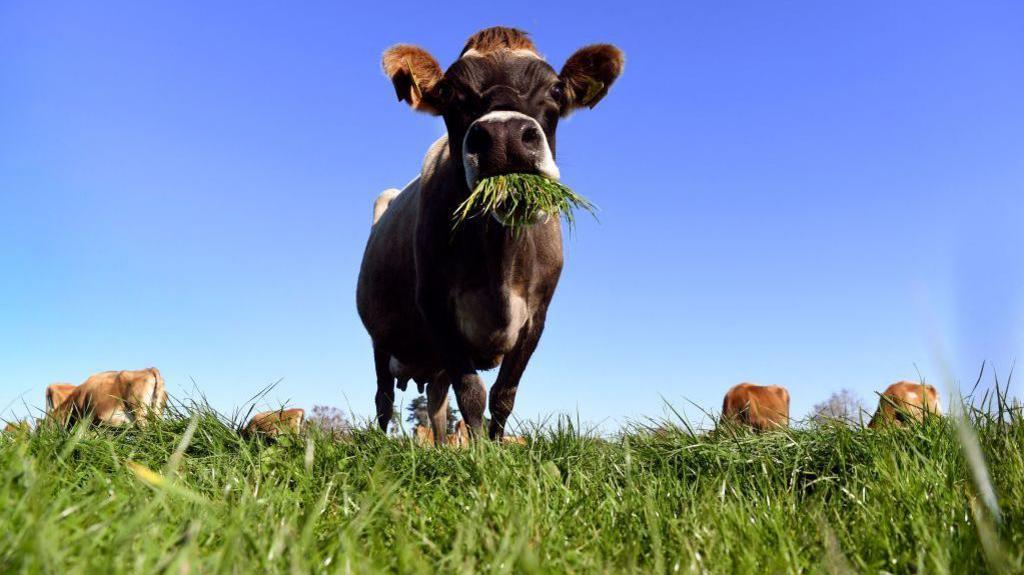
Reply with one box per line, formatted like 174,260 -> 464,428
582,79 -> 606,107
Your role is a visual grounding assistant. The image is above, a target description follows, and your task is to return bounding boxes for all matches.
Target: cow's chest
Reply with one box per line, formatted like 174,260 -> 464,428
452,286 -> 531,356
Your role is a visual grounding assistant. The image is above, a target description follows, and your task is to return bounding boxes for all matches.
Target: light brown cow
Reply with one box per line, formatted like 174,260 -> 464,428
869,381 -> 941,428
720,383 -> 790,432
3,421 -> 31,435
444,419 -> 469,447
413,424 -> 434,446
56,368 -> 167,427
243,408 -> 305,439
45,383 -> 77,416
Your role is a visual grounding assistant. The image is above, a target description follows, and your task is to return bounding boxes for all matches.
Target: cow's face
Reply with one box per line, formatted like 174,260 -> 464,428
383,28 -> 624,193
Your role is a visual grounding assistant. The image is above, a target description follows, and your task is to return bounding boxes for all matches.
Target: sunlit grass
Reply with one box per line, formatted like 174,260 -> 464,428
1,390 -> 1022,573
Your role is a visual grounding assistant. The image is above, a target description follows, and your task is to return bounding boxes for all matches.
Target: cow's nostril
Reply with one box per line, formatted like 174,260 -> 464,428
521,125 -> 541,149
465,123 -> 490,155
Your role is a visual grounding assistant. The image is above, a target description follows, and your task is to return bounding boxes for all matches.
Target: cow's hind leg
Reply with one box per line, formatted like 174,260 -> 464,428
373,347 -> 395,432
426,373 -> 451,445
452,373 -> 486,438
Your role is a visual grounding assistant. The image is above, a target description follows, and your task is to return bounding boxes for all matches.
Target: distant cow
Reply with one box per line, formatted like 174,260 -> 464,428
243,408 -> 305,439
869,381 -> 941,428
56,368 -> 167,427
720,383 -> 790,432
357,26 -> 624,443
45,383 -> 77,416
413,424 -> 434,446
445,419 -> 469,447
3,421 -> 31,435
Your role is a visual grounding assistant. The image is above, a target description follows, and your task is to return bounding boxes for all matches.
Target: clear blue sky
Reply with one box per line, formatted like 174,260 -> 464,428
2,1 -> 1022,430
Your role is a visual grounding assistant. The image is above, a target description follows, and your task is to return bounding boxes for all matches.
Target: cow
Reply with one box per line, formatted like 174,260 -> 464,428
55,368 -> 167,427
720,383 -> 791,432
413,423 -> 434,446
445,419 -> 469,447
45,383 -> 77,416
357,26 -> 624,443
501,435 -> 527,445
243,408 -> 305,439
868,381 -> 941,428
3,421 -> 31,435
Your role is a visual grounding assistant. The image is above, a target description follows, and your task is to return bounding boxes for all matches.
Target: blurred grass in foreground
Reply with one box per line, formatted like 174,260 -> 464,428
1,388 -> 1023,574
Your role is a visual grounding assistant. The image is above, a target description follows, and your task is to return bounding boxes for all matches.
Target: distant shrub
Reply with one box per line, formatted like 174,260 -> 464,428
810,389 -> 867,427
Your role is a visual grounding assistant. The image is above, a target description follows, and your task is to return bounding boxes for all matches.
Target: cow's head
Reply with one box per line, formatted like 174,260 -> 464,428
383,27 -> 624,193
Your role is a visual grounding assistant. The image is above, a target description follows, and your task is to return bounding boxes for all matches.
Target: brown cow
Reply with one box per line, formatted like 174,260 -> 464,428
56,368 -> 167,427
413,424 -> 434,446
445,419 -> 469,447
3,421 -> 31,435
45,383 -> 77,416
243,408 -> 305,438
357,27 -> 624,443
869,381 -> 941,428
720,383 -> 790,432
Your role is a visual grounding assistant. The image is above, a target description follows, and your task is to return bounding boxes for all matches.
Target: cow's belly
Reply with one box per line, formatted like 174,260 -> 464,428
454,289 -> 530,360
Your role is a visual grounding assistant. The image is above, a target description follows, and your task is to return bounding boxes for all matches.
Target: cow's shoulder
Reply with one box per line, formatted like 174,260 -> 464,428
421,135 -> 449,181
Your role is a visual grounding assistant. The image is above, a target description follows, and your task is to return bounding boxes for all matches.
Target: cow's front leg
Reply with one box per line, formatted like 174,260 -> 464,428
452,372 -> 486,436
416,283 -> 486,437
489,312 -> 548,440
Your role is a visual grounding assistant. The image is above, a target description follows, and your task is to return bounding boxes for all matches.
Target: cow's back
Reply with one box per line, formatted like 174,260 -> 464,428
869,381 -> 940,428
245,408 -> 305,438
357,137 -> 451,366
722,383 -> 789,431
62,368 -> 166,426
64,371 -> 121,424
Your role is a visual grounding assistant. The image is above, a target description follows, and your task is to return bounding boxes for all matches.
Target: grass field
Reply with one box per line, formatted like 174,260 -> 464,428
1,395 -> 1022,574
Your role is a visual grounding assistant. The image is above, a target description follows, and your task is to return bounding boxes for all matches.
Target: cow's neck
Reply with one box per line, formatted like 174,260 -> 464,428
448,166 -> 546,261
426,137 -> 559,287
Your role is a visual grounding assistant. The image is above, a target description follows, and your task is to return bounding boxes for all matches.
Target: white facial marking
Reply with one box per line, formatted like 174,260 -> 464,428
462,110 -> 560,193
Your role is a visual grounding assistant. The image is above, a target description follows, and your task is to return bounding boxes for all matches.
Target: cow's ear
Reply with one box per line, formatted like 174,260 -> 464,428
558,44 -> 624,116
382,45 -> 444,115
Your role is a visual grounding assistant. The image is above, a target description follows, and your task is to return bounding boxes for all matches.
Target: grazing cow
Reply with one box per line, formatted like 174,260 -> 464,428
720,383 -> 791,432
45,383 -> 77,416
243,408 -> 305,439
357,26 -> 624,442
413,424 -> 434,446
3,421 -> 31,435
869,381 -> 941,428
56,368 -> 167,427
445,419 -> 469,447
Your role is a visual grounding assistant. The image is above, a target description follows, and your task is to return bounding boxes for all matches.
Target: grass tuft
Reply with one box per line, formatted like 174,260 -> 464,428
452,173 -> 597,233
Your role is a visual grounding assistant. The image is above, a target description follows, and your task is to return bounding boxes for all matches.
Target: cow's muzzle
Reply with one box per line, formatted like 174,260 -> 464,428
462,111 -> 560,193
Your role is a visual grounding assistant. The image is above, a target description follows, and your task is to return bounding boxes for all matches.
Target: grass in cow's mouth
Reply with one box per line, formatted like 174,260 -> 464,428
452,173 -> 597,233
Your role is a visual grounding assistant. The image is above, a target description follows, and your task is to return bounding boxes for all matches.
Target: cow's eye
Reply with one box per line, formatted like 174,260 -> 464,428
549,83 -> 565,104
433,82 -> 452,103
